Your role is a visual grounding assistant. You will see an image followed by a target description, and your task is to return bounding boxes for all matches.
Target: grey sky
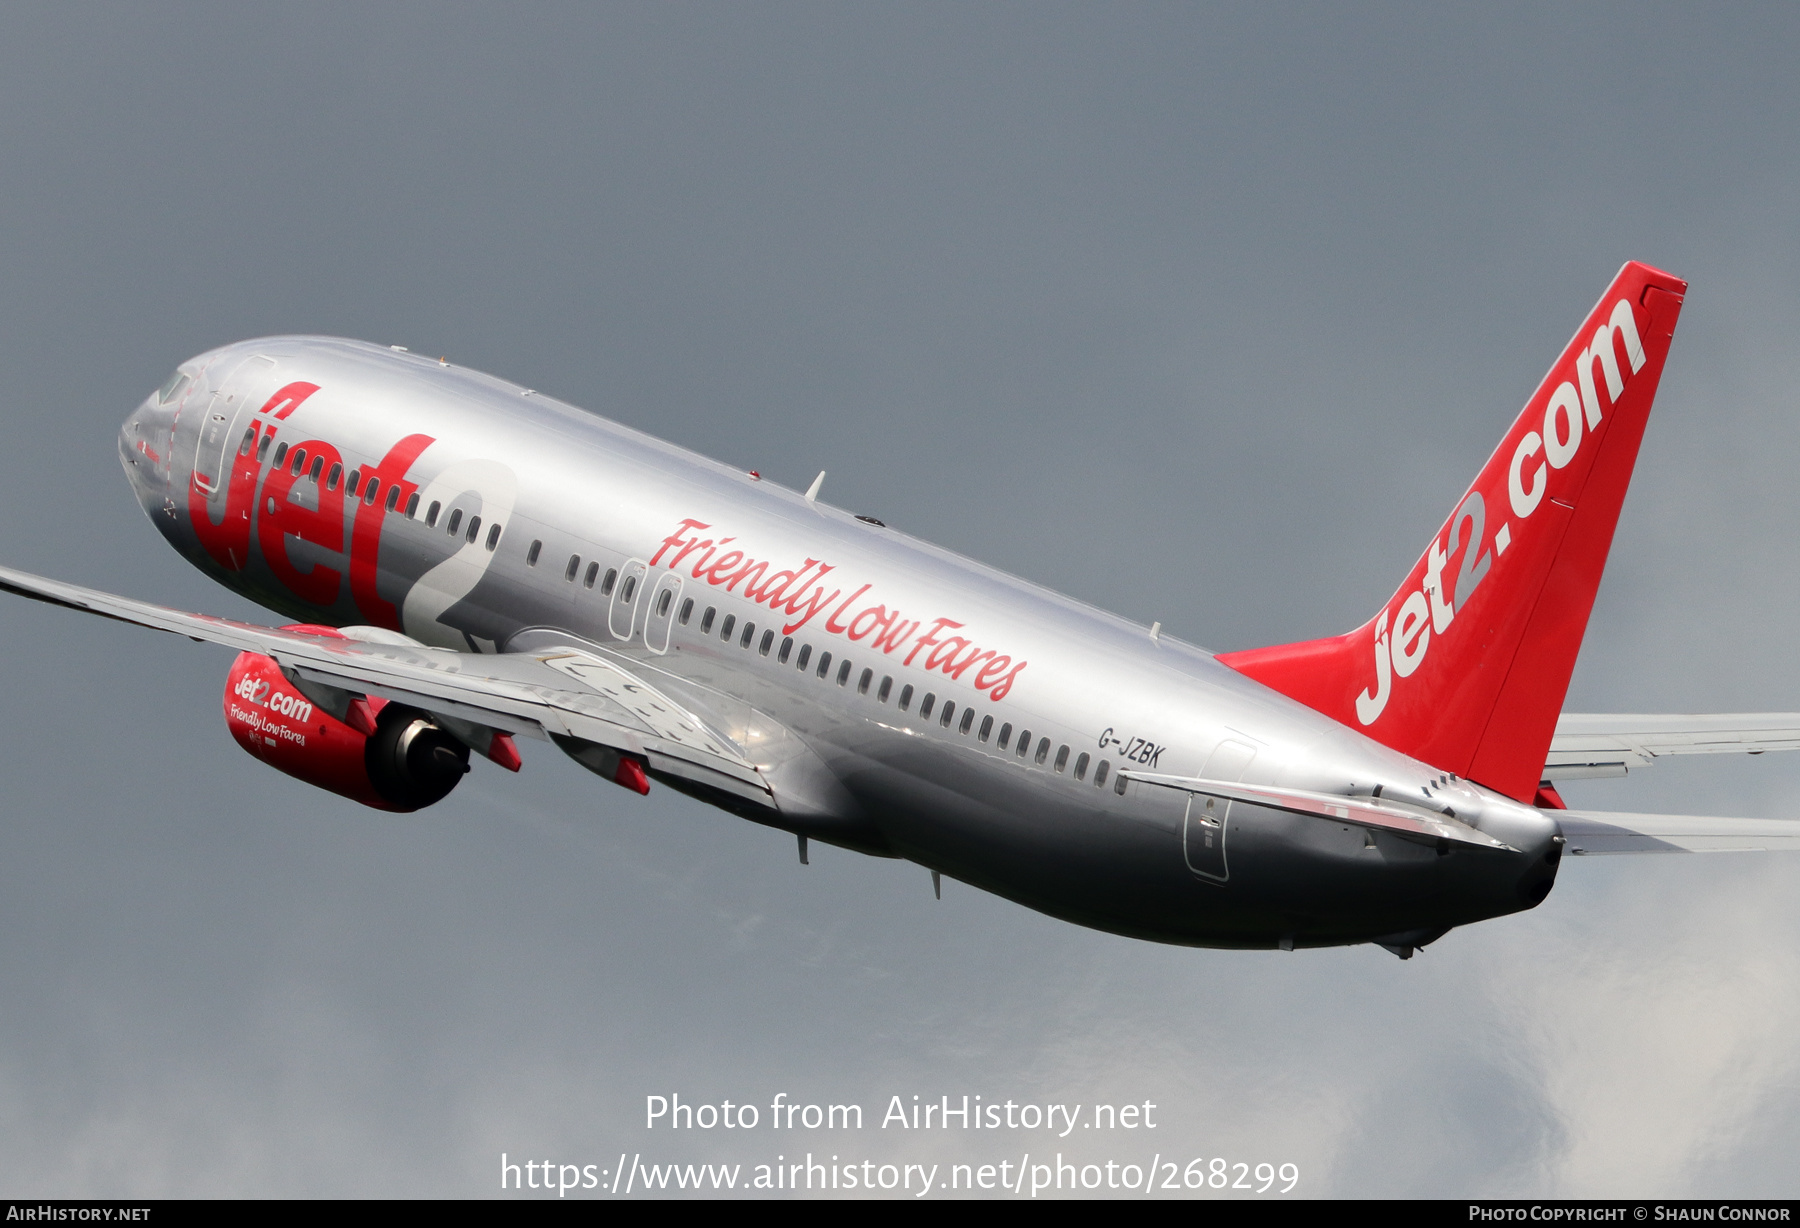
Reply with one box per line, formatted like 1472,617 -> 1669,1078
2,3 -> 1798,1197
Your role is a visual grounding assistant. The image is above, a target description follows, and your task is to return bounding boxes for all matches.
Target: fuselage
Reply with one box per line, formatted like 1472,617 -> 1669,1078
119,336 -> 1563,950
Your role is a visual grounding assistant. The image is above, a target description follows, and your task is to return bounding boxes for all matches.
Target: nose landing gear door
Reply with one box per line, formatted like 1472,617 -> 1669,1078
194,355 -> 275,499
1185,739 -> 1258,883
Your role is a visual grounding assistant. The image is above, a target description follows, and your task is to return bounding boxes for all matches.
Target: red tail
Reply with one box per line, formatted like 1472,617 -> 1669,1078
1217,262 -> 1687,802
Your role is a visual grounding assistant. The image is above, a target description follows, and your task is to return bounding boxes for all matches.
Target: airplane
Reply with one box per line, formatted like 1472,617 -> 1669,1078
6,259 -> 1799,960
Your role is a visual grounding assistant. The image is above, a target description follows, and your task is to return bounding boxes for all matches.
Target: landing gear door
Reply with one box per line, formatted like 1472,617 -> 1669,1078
608,558 -> 649,641
643,572 -> 683,654
1184,739 -> 1258,883
194,355 -> 275,498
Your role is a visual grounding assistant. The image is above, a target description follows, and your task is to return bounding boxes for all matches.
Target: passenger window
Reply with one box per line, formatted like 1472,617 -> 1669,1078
939,701 -> 955,728
1016,730 -> 1032,758
1053,746 -> 1069,774
659,590 -> 675,618
1094,760 -> 1109,787
877,676 -> 892,702
837,659 -> 852,686
526,539 -> 541,566
388,486 -> 403,512
583,562 -> 599,589
465,514 -> 480,541
346,470 -> 360,495
816,651 -> 832,679
309,455 -> 324,481
237,427 -> 256,456
406,493 -> 420,517
759,630 -> 774,656
364,478 -> 381,505
272,442 -> 289,467
978,715 -> 992,742
857,668 -> 872,694
257,435 -> 273,462
621,575 -> 637,603
701,607 -> 716,633
778,637 -> 792,663
960,709 -> 975,735
427,501 -> 442,527
600,568 -> 618,597
679,597 -> 694,625
486,522 -> 501,550
898,684 -> 913,711
447,509 -> 464,536
1114,771 -> 1128,796
795,644 -> 810,670
740,621 -> 755,648
327,462 -> 342,491
1074,752 -> 1089,781
919,693 -> 935,720
720,614 -> 736,641
289,448 -> 305,475
564,553 -> 580,581
1036,739 -> 1051,766
997,723 -> 1012,750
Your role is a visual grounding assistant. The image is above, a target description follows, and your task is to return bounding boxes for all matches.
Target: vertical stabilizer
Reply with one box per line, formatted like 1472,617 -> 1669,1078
1217,262 -> 1687,801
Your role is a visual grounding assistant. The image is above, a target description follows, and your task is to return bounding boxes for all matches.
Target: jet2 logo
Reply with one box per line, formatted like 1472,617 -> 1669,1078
1355,298 -> 1647,726
232,673 -> 315,724
187,380 -> 435,631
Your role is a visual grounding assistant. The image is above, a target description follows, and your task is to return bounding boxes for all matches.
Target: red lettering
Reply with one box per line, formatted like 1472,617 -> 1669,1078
824,585 -> 872,634
985,661 -> 1027,701
906,618 -> 964,667
256,438 -> 345,606
873,617 -> 919,655
258,381 -> 321,421
349,434 -> 435,628
650,518 -> 709,567
946,646 -> 994,681
973,654 -> 1014,690
925,636 -> 970,672
782,584 -> 841,635
704,550 -> 744,585
750,559 -> 820,607
720,558 -> 764,593
847,604 -> 892,642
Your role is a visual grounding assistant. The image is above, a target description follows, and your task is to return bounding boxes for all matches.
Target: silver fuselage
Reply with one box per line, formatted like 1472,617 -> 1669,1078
120,337 -> 1563,950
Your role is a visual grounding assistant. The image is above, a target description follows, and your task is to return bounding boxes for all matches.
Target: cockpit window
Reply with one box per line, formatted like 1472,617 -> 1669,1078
157,371 -> 190,405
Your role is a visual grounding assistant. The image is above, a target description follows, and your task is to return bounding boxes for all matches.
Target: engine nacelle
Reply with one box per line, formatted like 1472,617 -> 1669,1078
223,647 -> 470,812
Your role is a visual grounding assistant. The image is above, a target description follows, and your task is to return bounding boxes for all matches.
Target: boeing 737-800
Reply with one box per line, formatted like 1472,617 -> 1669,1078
5,260 -> 1797,958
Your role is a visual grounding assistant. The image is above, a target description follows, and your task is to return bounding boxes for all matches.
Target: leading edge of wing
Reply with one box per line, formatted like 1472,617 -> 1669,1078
1558,809 -> 1800,855
0,563 -> 770,803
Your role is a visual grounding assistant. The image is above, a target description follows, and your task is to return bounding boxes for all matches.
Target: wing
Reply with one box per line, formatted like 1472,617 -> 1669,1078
1546,712 -> 1800,779
1558,809 -> 1800,854
0,563 -> 774,809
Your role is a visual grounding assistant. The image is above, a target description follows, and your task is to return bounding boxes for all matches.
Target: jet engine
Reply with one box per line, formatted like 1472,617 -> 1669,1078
222,646 -> 470,811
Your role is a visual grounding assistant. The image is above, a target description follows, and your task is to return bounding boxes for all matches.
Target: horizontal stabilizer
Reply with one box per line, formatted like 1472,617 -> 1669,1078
1120,771 -> 1516,851
1559,809 -> 1800,854
1547,713 -> 1800,779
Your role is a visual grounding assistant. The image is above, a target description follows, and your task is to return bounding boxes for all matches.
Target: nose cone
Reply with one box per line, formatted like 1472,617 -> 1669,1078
119,390 -> 176,515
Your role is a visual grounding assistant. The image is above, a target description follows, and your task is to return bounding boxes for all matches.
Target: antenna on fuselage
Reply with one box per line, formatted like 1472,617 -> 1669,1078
805,471 -> 826,502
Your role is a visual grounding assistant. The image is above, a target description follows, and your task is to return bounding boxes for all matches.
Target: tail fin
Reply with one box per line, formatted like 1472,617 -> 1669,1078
1217,261 -> 1687,802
